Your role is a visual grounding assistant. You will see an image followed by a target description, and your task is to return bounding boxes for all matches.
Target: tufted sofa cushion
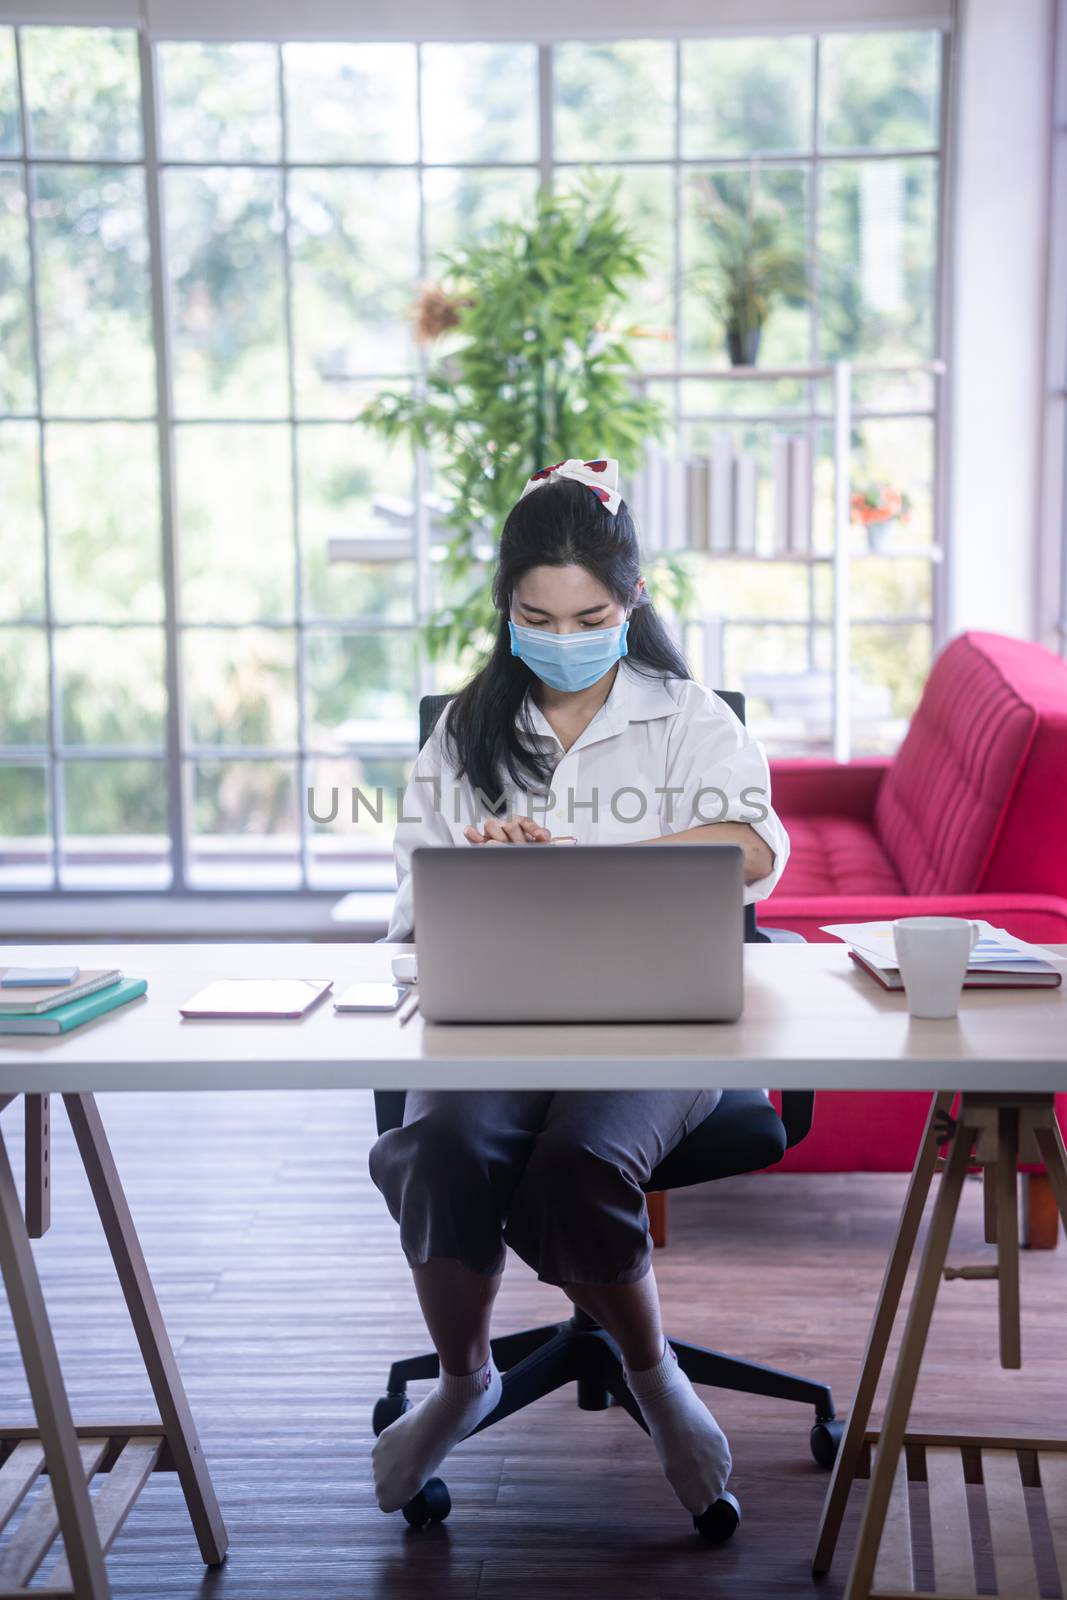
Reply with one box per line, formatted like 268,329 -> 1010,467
873,632 -> 1040,895
774,815 -> 903,898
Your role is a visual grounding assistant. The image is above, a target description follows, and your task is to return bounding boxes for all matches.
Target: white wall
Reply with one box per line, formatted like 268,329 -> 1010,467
1037,0 -> 1066,654
949,0 -> 1055,640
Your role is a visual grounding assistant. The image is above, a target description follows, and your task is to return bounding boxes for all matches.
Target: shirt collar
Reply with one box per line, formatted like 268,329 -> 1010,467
521,658 -> 681,753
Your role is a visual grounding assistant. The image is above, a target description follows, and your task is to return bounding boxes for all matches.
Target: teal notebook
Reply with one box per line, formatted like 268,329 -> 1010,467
0,977 -> 147,1035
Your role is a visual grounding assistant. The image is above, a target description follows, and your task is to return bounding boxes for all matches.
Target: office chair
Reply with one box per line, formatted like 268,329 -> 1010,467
371,690 -> 842,1543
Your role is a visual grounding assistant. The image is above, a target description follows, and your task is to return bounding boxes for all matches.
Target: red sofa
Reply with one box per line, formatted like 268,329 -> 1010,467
757,630 -> 1067,1245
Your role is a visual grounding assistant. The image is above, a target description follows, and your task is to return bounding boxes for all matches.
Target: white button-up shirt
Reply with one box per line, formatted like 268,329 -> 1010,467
386,658 -> 790,941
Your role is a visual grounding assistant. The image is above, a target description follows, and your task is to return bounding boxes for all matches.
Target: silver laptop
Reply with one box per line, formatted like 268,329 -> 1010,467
411,844 -> 744,1024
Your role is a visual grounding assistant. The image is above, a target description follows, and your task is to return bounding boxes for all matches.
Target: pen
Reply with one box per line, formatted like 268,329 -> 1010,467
397,994 -> 419,1027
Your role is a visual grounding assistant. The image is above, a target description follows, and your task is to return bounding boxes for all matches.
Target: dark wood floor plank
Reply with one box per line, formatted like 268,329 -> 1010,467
0,1090 -> 1062,1598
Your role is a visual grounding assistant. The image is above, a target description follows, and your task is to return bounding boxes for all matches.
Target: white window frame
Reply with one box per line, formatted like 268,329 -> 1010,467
0,13 -> 955,899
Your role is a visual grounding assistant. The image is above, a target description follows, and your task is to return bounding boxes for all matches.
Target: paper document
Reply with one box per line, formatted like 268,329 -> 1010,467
821,920 -> 1059,975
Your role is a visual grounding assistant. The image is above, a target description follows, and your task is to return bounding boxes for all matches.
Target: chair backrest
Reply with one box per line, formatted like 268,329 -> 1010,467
418,692 -> 455,752
874,630 -> 1067,897
375,685 -> 813,1154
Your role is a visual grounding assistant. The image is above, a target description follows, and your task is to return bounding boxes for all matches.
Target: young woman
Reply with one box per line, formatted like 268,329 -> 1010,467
368,455 -> 790,1524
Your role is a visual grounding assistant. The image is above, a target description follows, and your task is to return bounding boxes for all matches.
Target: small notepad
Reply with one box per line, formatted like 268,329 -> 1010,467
1,966 -> 80,987
179,979 -> 333,1019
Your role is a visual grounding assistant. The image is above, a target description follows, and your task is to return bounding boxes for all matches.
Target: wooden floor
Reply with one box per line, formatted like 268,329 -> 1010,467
0,1090 -> 1064,1600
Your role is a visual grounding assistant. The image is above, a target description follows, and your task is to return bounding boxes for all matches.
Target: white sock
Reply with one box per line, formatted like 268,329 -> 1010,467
624,1338 -> 732,1516
372,1352 -> 503,1513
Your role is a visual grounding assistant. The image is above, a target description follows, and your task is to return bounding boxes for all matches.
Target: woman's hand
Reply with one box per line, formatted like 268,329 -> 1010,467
464,815 -> 553,845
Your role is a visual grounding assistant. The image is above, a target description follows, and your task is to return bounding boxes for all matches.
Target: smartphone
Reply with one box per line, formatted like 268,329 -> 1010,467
334,982 -> 410,1013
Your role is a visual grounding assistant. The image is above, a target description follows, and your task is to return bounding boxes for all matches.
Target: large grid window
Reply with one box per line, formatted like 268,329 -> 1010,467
0,24 -> 946,892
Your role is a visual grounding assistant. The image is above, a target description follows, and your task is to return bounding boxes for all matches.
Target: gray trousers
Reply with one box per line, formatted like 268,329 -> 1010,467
368,1087 -> 721,1287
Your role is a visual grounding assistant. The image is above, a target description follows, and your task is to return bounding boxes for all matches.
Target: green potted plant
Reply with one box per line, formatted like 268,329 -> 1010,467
691,178 -> 809,367
359,173 -> 692,666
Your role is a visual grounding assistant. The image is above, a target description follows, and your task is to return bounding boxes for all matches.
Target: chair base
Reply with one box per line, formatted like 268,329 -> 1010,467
375,1307 -> 840,1533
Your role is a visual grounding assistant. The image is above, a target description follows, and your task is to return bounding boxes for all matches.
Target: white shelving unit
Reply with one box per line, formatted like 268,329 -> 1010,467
327,357 -> 945,765
629,358 -> 946,763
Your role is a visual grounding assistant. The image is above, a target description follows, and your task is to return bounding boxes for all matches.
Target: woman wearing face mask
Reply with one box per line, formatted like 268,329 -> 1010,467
369,456 -> 790,1528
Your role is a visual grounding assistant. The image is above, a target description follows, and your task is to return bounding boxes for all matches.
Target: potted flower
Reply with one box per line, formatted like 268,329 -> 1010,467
850,483 -> 912,553
691,179 -> 809,367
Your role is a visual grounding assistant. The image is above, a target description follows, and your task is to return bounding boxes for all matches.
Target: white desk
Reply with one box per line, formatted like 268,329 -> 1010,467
0,941 -> 1065,1600
1,942 -> 1065,1094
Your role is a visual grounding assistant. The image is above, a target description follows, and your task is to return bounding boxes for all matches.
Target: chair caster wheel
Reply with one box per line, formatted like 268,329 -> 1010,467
810,1418 -> 845,1469
372,1394 -> 411,1436
694,1490 -> 741,1544
402,1477 -> 451,1528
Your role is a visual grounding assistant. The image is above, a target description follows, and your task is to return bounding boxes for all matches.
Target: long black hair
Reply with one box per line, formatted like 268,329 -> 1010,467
443,475 -> 690,805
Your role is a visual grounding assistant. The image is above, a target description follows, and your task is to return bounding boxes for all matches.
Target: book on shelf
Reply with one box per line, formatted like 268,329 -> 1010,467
641,442 -> 665,550
0,978 -> 148,1034
664,455 -> 687,549
771,433 -> 791,555
770,433 -> 814,556
788,434 -> 813,553
733,451 -> 758,554
686,456 -> 710,550
709,433 -> 734,552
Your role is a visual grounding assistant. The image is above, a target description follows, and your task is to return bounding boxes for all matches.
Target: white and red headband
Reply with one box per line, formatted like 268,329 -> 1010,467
517,456 -> 622,516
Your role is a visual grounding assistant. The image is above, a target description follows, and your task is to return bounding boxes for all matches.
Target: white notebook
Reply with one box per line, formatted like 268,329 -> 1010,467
179,979 -> 333,1019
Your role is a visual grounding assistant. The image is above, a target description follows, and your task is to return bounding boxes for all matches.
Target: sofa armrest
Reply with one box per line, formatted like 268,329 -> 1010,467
768,756 -> 893,820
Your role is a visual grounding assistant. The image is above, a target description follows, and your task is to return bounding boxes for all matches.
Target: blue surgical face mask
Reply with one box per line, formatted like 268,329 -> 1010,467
508,617 -> 629,693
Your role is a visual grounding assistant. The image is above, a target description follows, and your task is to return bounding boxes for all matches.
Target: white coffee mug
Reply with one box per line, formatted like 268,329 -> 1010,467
892,917 -> 980,1019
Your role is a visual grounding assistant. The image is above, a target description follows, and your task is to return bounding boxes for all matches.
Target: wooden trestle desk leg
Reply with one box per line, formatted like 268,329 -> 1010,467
24,1094 -> 50,1239
983,1160 -> 998,1244
812,1090 -> 954,1576
0,1120 -> 112,1600
995,1107 -> 1021,1369
814,1096 -> 1067,1598
62,1093 -> 228,1568
1033,1115 -> 1067,1241
841,1109 -> 977,1600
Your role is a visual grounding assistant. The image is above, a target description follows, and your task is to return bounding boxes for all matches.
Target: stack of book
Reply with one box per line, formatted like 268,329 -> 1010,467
0,966 -> 147,1034
821,921 -> 1063,990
